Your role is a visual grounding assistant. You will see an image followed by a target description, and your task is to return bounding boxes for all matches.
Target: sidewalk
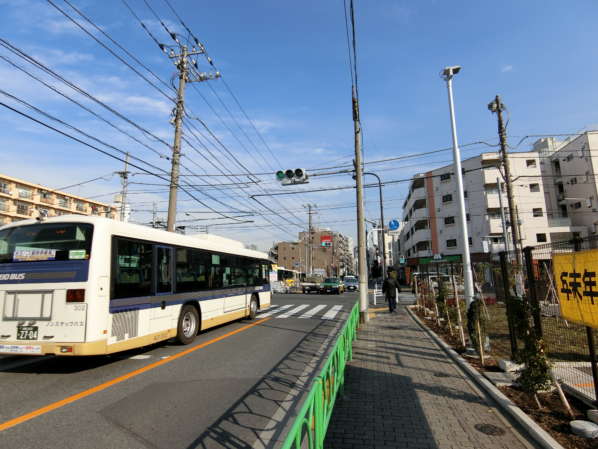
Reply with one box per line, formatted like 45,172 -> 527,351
324,301 -> 538,449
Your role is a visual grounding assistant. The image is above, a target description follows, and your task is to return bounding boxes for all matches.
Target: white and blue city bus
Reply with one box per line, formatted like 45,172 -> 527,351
0,215 -> 271,356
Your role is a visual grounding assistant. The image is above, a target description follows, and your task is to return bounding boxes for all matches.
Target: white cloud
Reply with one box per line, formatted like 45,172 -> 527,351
33,49 -> 94,66
501,65 -> 513,73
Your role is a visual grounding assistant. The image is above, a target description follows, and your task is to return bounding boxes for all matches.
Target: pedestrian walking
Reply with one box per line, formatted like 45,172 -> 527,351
382,269 -> 401,313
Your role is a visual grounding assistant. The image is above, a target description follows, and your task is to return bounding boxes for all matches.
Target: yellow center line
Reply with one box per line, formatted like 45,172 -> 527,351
0,317 -> 271,432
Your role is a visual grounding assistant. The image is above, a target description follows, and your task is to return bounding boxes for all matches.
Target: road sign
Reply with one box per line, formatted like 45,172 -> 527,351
389,219 -> 400,231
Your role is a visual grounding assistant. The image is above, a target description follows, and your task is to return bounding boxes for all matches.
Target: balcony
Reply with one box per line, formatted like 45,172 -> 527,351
548,216 -> 572,228
17,190 -> 33,200
488,218 -> 505,234
412,228 -> 430,244
482,167 -> 501,184
410,207 -> 428,221
484,192 -> 501,208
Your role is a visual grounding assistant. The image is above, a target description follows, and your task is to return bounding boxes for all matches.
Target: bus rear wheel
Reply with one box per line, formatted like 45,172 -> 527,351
176,304 -> 199,345
248,295 -> 259,320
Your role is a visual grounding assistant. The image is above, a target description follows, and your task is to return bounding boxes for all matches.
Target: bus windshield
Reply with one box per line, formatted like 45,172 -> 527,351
0,223 -> 93,263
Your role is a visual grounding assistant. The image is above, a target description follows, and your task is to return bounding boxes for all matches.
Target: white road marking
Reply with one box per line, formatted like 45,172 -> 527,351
277,304 -> 309,318
129,355 -> 151,360
299,305 -> 327,319
258,304 -> 294,318
322,305 -> 343,320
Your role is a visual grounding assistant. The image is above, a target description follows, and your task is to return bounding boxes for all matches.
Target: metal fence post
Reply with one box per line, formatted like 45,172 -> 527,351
523,246 -> 543,338
499,251 -> 518,358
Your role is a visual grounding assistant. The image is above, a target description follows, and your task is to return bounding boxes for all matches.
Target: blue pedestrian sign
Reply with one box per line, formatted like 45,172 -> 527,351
388,219 -> 400,231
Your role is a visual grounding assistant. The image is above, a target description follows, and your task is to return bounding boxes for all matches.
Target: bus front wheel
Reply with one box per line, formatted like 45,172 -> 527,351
176,304 -> 199,345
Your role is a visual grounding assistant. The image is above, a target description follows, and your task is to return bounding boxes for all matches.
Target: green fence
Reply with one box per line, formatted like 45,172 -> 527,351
280,301 -> 359,449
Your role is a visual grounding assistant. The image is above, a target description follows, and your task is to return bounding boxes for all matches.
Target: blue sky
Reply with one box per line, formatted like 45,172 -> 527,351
1,0 -> 598,251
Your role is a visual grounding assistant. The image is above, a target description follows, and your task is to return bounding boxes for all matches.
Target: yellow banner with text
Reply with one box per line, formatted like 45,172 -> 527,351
553,250 -> 598,328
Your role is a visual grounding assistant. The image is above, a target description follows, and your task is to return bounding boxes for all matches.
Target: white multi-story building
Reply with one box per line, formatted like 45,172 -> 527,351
399,149 -> 587,265
536,131 -> 598,236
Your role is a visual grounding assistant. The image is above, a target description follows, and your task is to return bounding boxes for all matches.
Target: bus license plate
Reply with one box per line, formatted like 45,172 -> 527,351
17,326 -> 38,340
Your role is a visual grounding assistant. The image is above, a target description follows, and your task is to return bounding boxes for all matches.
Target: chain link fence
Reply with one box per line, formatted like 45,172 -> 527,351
413,236 -> 598,406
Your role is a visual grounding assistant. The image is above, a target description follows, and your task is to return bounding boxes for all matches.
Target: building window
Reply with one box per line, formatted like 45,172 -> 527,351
75,202 -> 86,212
0,181 -> 10,195
463,190 -> 468,198
57,196 -> 70,208
446,239 -> 457,248
16,201 -> 30,216
570,177 -> 577,185
572,202 -> 582,209
442,194 -> 453,203
40,191 -> 53,204
0,199 -> 8,212
440,173 -> 451,182
466,213 -> 470,222
536,233 -> 547,243
444,216 -> 455,225
529,183 -> 540,192
17,186 -> 32,199
468,237 -> 473,246
526,159 -> 537,168
533,208 -> 543,217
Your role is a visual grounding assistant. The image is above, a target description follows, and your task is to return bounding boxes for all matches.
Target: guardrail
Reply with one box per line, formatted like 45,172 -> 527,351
280,301 -> 359,449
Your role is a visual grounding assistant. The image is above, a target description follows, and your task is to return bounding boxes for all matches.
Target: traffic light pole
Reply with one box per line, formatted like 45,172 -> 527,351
364,172 -> 386,279
353,87 -> 369,324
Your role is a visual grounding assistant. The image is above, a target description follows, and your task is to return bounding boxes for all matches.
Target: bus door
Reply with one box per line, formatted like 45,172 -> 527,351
151,245 -> 173,332
223,256 -> 247,314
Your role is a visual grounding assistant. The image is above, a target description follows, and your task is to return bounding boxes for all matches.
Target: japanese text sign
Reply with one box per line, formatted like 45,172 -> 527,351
553,250 -> 598,328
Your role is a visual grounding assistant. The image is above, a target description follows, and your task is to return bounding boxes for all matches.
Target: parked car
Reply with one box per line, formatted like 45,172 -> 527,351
343,275 -> 359,291
302,276 -> 323,294
319,277 -> 345,295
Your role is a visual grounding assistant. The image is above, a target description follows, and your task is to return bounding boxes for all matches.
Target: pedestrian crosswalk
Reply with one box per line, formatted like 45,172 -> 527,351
257,304 -> 344,320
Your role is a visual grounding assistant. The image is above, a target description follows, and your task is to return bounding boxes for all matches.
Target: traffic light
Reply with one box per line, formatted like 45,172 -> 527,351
275,168 -> 309,185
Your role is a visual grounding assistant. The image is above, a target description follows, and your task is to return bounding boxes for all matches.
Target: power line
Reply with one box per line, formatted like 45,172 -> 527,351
0,100 -> 248,221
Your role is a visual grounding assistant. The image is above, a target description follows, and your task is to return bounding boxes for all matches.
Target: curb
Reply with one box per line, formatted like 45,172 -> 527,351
406,306 -> 565,449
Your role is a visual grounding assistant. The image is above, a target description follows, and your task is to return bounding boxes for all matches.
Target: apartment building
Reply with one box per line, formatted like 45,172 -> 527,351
271,229 -> 354,277
399,150 -> 585,266
536,131 -> 598,236
0,173 -> 118,225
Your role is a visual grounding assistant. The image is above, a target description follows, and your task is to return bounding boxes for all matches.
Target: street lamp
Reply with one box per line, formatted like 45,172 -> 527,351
441,65 -> 474,310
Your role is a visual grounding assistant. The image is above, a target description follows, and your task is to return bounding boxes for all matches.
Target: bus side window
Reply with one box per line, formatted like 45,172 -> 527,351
113,238 -> 153,299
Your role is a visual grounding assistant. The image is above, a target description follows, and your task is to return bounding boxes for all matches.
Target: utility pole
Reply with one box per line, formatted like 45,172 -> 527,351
353,86 -> 369,323
304,204 -> 316,276
166,44 -> 221,232
152,202 -> 157,228
497,177 -> 510,253
116,152 -> 129,222
489,95 -> 522,265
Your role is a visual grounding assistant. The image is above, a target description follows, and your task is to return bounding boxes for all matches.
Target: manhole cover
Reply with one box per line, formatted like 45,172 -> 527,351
433,372 -> 450,378
474,423 -> 506,436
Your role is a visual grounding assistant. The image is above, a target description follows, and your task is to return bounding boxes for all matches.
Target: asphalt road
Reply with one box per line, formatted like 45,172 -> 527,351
0,292 -> 358,449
